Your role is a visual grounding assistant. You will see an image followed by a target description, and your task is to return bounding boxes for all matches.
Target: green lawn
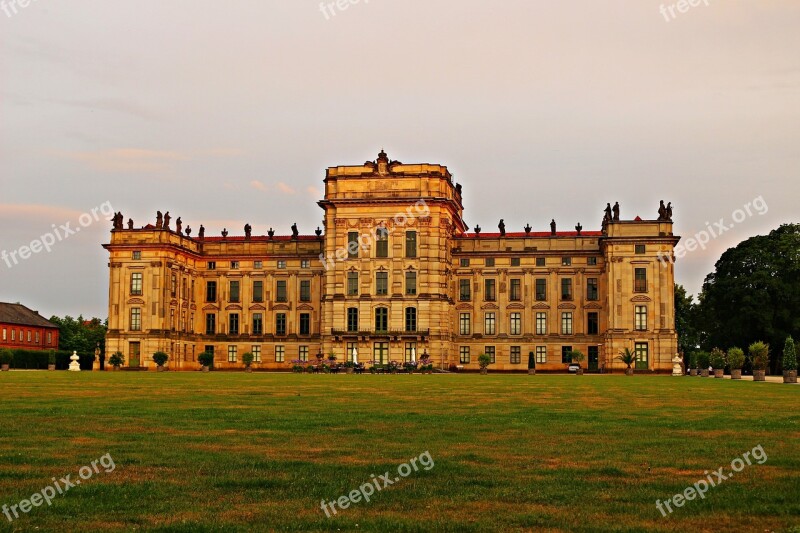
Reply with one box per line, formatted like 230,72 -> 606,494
0,373 -> 797,532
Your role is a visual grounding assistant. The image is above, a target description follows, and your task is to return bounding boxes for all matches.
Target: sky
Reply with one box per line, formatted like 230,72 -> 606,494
1,0 -> 798,319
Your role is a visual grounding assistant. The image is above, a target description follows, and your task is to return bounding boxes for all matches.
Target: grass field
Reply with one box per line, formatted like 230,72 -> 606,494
0,373 -> 797,532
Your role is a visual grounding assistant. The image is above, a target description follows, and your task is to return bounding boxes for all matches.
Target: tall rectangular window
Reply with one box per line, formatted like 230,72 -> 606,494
275,345 -> 285,363
299,313 -> 310,335
484,279 -> 496,301
346,342 -> 358,362
459,313 -> 471,335
405,342 -> 417,362
347,272 -> 359,296
405,231 -> 417,258
375,308 -> 388,332
562,346 -> 573,363
536,346 -> 547,363
130,273 -> 143,296
229,281 -> 240,303
485,346 -> 496,363
205,313 -> 216,335
130,308 -> 141,331
561,278 -> 573,300
587,278 -> 598,301
460,346 -> 470,364
276,280 -> 287,302
635,342 -> 649,369
252,345 -> 261,362
171,274 -> 177,297
510,313 -> 522,335
373,342 -> 389,364
206,281 -> 217,302
587,312 -> 599,335
250,313 -> 262,335
535,279 -> 547,301
375,272 -> 388,295
229,313 -> 239,335
635,306 -> 647,331
348,232 -> 359,259
275,314 -> 287,336
561,312 -> 573,335
634,268 -> 648,293
347,307 -> 359,332
484,313 -> 496,335
536,312 -> 547,335
253,281 -> 263,303
459,279 -> 471,301
228,345 -> 237,363
300,280 -> 311,302
405,307 -> 417,332
299,346 -> 309,362
510,279 -> 521,301
376,228 -> 389,258
405,271 -> 417,295
510,346 -> 521,364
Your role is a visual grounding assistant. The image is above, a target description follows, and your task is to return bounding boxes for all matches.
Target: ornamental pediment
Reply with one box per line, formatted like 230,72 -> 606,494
630,295 -> 652,303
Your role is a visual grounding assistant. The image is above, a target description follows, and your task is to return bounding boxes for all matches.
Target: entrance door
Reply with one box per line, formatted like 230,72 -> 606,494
635,342 -> 649,370
129,342 -> 141,367
588,346 -> 599,372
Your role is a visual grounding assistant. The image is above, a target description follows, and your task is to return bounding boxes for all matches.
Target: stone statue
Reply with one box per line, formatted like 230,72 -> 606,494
112,212 -> 124,230
612,202 -> 620,222
498,219 -> 505,237
550,219 -> 556,235
524,223 -> 532,236
666,202 -> 673,221
127,218 -> 133,230
175,217 -> 182,235
268,228 -> 275,239
198,225 -> 205,239
575,222 -> 583,236
455,183 -> 462,195
163,212 -> 171,230
185,226 -> 192,236
291,223 -> 299,239
156,211 -> 163,229
658,200 -> 667,221
474,225 -> 481,235
221,228 -> 228,238
315,227 -> 323,237
603,203 -> 612,225
244,224 -> 252,239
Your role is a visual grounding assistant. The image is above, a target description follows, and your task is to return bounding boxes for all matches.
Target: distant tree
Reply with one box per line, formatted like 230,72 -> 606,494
674,284 -> 699,357
49,315 -> 108,356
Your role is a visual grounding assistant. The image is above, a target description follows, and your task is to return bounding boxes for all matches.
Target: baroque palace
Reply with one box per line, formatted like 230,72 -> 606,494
104,151 -> 680,372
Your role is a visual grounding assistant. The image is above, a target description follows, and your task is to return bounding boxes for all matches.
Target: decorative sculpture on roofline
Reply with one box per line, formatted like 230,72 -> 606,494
156,211 -> 163,229
550,219 -> 556,236
291,223 -> 299,239
498,219 -> 505,237
244,224 -> 252,239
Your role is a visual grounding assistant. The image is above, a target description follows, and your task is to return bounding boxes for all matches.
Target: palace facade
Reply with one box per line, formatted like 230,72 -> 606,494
103,151 -> 680,372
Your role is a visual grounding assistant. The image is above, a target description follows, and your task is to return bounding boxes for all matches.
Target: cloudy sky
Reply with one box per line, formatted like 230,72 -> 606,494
1,0 -> 798,319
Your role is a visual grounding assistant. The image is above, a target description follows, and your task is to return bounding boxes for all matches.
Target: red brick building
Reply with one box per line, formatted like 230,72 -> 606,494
0,303 -> 60,351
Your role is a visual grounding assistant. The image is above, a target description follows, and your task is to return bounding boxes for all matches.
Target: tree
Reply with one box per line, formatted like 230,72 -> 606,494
48,315 -> 108,356
783,336 -> 797,372
697,224 -> 800,373
674,284 -> 699,356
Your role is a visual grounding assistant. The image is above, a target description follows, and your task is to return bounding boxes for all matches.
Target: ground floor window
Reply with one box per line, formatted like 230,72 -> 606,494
485,346 -> 495,364
275,345 -> 285,363
536,346 -> 547,363
252,345 -> 261,362
460,346 -> 470,364
346,342 -> 358,362
405,342 -> 417,362
510,346 -> 521,364
299,346 -> 309,362
374,342 -> 389,364
228,345 -> 237,363
561,346 -> 573,363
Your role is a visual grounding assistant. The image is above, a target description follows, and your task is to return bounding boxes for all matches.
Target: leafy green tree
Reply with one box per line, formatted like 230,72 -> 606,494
674,284 -> 699,356
783,336 -> 797,372
48,315 -> 108,356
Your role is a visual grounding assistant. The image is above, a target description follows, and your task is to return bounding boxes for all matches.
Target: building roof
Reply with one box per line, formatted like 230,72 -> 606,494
0,303 -> 59,329
455,231 -> 604,239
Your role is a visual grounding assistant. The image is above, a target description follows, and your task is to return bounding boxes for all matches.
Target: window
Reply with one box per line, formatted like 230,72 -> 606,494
299,346 -> 309,362
277,261 -> 286,269
252,313 -> 263,335
511,258 -> 521,267
27,331 -> 31,343
561,312 -> 573,335
485,346 -> 496,364
2,328 -> 6,340
170,309 -> 175,330
588,257 -> 598,266
405,271 -> 417,295
347,308 -> 359,332
205,313 -> 216,335
191,280 -> 195,301
301,259 -> 310,269
228,345 -> 237,363
347,272 -> 359,296
253,281 -> 264,303
254,261 -> 263,269
587,278 -> 598,301
635,244 -> 646,255
635,342 -> 649,369
536,346 -> 547,363
484,279 -> 496,301
536,257 -> 545,267
373,342 -> 389,364
275,314 -> 287,336
405,231 -> 417,258
34,332 -> 39,343
536,312 -> 547,335
634,268 -> 648,293
231,261 -> 239,270
376,227 -> 389,258
535,279 -> 547,301
510,346 -> 521,364
459,279 -> 471,301
47,332 -> 52,345
132,251 -> 141,260
460,346 -> 470,364
635,306 -> 647,331
375,272 -> 388,296
275,345 -> 285,363
300,280 -> 311,302
229,281 -> 240,303
276,280 -> 287,302
207,261 -> 216,270
131,273 -> 143,295
374,308 -> 388,332
11,330 -> 15,341
130,308 -> 141,331
510,279 -> 521,301
229,313 -> 239,335
346,342 -> 358,362
405,307 -> 417,332
299,313 -> 310,335
348,232 -> 359,259
562,346 -> 573,363
561,278 -> 573,300
405,342 -> 417,362
484,312 -> 496,335
510,313 -> 522,335
485,258 -> 495,267
562,257 -> 571,266
206,281 -> 217,302
182,279 -> 187,300
459,313 -> 471,335
587,312 -> 599,335
170,275 -> 177,297
252,345 -> 261,362
460,258 -> 470,268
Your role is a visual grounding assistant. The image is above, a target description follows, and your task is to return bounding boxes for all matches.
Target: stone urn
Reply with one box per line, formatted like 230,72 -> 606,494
202,365 -> 210,373
346,367 -> 354,374
672,355 -> 683,376
0,364 -> 8,372
528,368 -> 536,375
245,367 -> 253,373
625,368 -> 634,376
753,370 -> 766,381
480,368 -> 488,375
700,369 -> 710,377
730,369 -> 742,380
713,369 -> 724,378
48,364 -> 56,371
157,366 -> 165,372
576,368 -> 584,376
68,351 -> 81,372
689,369 -> 698,377
784,370 -> 797,384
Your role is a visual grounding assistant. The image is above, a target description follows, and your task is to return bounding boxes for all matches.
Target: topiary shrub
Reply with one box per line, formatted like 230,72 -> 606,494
0,349 -> 13,367
242,352 -> 254,369
478,354 -> 491,373
198,351 -> 214,368
727,347 -> 745,370
152,351 -> 169,367
783,336 -> 797,371
108,352 -> 124,368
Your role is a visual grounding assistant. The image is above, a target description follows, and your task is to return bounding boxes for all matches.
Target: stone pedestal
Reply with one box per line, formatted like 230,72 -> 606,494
672,355 -> 683,376
68,351 -> 81,372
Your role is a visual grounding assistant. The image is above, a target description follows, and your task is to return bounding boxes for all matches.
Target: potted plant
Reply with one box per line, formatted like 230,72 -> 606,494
0,349 -> 12,371
478,353 -> 491,375
727,347 -> 744,380
782,336 -> 797,384
569,350 -> 585,375
688,352 -> 698,376
242,352 -> 254,373
108,351 -> 124,371
47,351 -> 56,371
616,348 -> 636,376
696,351 -> 710,377
152,351 -> 169,372
327,351 -> 337,364
709,348 -> 726,378
343,360 -> 356,374
749,341 -> 769,382
528,351 -> 536,375
198,351 -> 214,372
403,360 -> 419,373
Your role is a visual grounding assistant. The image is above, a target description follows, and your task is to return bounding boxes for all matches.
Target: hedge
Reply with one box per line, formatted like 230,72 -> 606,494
8,350 -> 95,370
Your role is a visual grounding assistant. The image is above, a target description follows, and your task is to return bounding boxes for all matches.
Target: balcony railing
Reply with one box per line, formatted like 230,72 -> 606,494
331,329 -> 430,337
